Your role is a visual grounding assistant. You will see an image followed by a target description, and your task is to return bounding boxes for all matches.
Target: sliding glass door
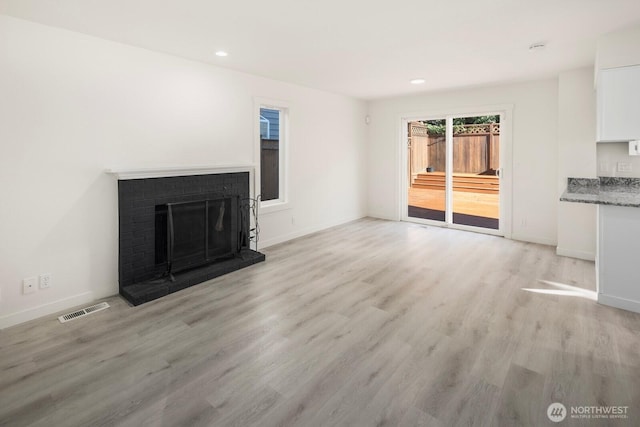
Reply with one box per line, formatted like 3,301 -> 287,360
451,115 -> 500,230
407,119 -> 447,223
406,113 -> 502,233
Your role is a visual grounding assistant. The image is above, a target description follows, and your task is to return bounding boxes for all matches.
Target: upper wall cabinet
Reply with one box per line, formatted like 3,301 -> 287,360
597,65 -> 640,142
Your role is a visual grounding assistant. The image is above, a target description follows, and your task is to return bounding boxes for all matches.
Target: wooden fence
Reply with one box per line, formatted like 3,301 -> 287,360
408,122 -> 500,177
261,139 -> 279,201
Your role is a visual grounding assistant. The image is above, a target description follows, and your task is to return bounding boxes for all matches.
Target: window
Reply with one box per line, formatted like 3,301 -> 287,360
257,103 -> 288,208
259,115 -> 270,139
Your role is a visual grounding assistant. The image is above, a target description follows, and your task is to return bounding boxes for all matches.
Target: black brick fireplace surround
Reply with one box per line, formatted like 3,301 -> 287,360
117,172 -> 265,305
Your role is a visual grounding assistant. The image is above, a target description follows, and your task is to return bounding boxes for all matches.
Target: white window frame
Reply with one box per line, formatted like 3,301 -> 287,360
254,97 -> 290,213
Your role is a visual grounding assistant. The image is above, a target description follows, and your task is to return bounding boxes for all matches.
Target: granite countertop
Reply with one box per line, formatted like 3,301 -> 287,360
560,177 -> 640,207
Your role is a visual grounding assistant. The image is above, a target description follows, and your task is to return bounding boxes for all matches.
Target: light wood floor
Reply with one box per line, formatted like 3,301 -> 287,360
409,187 -> 499,219
1,218 -> 639,426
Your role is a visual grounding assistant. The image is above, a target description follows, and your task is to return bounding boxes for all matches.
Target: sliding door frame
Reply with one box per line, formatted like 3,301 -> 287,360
399,104 -> 514,239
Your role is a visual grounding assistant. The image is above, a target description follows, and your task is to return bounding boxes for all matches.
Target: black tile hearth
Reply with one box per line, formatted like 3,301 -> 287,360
120,249 -> 265,306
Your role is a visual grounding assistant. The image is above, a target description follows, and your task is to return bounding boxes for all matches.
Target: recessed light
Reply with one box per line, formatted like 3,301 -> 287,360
528,42 -> 546,52
410,78 -> 426,85
215,51 -> 228,57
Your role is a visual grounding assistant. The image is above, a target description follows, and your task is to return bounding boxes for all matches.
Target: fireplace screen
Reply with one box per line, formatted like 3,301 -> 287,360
155,196 -> 239,276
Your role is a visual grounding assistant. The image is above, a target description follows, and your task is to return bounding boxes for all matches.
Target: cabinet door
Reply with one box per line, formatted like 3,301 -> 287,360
598,205 -> 640,313
597,65 -> 640,142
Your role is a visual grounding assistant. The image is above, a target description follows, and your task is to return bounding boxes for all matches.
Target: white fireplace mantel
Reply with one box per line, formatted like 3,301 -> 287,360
106,164 -> 255,180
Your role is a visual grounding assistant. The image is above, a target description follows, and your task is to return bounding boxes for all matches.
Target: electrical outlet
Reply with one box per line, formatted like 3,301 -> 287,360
617,162 -> 632,172
39,273 -> 51,289
23,277 -> 37,294
599,161 -> 609,173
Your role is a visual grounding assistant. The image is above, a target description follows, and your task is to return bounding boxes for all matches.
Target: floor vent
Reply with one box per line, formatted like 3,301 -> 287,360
58,302 -> 110,323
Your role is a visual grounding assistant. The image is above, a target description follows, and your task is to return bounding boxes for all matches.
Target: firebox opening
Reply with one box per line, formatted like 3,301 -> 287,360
155,196 -> 239,277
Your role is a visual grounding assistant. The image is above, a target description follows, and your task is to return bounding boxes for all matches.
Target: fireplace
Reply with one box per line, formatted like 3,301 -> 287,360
112,168 -> 265,306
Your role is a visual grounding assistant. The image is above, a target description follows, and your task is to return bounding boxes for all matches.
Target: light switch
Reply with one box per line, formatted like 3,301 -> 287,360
599,161 -> 609,173
629,140 -> 640,156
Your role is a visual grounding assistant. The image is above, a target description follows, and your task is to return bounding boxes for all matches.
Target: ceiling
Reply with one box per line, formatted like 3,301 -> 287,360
1,0 -> 640,99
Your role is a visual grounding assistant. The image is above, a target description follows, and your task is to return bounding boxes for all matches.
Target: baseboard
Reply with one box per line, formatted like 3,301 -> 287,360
556,247 -> 596,261
598,293 -> 640,314
0,291 -> 96,330
511,233 -> 556,247
260,214 -> 366,249
367,211 -> 398,221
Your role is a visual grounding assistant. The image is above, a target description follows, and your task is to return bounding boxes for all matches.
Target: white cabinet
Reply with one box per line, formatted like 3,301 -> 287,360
597,65 -> 640,142
597,205 -> 640,313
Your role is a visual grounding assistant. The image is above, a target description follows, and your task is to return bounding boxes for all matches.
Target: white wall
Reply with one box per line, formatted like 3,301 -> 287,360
596,23 -> 640,71
0,15 -> 367,328
556,68 -> 597,260
367,79 -> 559,245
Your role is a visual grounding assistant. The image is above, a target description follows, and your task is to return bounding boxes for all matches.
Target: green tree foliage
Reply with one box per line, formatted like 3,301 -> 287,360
423,115 -> 499,135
